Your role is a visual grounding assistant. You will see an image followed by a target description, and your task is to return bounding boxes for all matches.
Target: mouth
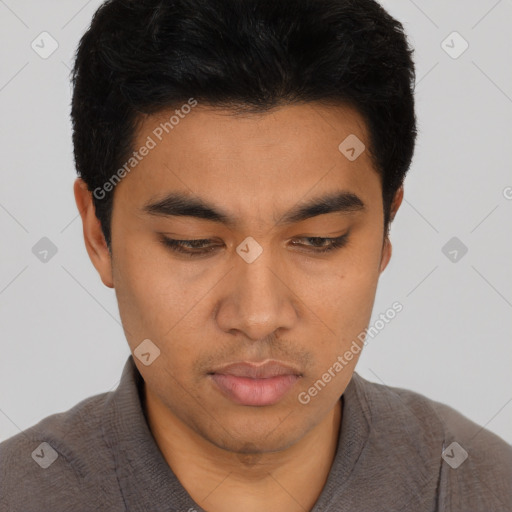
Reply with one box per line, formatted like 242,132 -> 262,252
208,360 -> 302,407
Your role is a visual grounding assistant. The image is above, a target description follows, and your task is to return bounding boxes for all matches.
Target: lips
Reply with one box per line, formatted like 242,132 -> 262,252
209,361 -> 302,406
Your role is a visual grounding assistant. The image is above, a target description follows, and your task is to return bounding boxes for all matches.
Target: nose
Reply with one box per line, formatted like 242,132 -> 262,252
214,246 -> 298,341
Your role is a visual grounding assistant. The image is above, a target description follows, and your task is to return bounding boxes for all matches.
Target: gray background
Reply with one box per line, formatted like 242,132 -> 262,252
0,0 -> 511,445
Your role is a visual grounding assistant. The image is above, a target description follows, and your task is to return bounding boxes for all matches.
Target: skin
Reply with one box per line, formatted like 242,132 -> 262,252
74,101 -> 403,512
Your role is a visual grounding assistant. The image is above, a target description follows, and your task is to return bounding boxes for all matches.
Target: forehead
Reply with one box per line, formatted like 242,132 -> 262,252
115,102 -> 381,224
144,101 -> 370,158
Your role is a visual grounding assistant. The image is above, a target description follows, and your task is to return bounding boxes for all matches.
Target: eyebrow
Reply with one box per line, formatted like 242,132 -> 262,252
141,190 -> 365,228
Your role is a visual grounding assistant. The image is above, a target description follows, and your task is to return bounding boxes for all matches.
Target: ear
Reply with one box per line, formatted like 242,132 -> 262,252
73,178 -> 114,288
379,185 -> 404,273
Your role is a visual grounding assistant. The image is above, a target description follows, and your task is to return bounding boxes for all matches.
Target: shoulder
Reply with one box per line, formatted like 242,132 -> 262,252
0,390 -> 123,512
366,376 -> 512,464
349,373 -> 512,509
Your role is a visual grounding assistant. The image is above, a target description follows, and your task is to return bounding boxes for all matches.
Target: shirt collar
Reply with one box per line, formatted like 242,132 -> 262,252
101,354 -> 204,511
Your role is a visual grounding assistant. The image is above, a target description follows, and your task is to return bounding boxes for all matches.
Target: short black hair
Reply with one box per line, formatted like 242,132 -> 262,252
71,0 -> 417,252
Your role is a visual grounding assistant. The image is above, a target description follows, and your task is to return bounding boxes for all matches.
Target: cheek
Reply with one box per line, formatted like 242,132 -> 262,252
113,236 -> 223,383
296,234 -> 383,387
112,239 -> 194,347
305,236 -> 382,329
294,260 -> 381,409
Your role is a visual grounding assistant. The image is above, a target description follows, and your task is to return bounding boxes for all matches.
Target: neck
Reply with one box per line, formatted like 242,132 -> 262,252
143,387 -> 342,512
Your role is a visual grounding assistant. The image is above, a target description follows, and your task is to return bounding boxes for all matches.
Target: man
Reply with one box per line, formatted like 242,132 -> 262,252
1,0 -> 511,510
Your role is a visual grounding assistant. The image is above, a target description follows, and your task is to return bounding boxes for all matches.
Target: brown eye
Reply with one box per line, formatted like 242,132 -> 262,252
290,234 -> 349,253
160,237 -> 221,257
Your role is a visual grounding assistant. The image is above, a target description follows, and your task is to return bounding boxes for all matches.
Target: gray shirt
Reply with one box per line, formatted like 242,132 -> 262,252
1,355 -> 511,511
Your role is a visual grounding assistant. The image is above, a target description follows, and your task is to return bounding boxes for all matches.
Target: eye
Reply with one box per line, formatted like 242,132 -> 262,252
159,234 -> 349,257
289,234 -> 349,254
160,237 -> 221,257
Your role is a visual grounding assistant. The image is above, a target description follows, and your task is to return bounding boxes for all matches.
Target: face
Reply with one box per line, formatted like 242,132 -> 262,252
78,102 -> 398,455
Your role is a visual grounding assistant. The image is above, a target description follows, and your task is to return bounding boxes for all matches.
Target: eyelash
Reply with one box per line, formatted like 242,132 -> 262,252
160,234 -> 349,257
